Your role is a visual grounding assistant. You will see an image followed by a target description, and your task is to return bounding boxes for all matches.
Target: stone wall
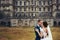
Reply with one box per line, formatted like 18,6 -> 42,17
10,19 -> 54,27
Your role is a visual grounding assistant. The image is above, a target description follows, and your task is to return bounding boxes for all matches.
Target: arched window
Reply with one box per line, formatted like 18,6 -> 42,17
20,1 -> 22,5
53,21 -> 57,26
58,22 -> 60,26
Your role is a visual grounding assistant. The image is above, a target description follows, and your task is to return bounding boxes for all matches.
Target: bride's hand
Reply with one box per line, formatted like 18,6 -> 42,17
46,29 -> 48,36
40,32 -> 44,38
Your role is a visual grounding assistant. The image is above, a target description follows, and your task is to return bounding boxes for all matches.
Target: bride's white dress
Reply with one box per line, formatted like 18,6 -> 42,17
40,25 -> 53,40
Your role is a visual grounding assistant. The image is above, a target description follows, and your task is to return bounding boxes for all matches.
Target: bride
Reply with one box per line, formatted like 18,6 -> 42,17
40,21 -> 53,40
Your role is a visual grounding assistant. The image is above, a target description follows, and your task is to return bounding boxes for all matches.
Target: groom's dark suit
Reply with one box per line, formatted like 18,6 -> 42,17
35,25 -> 41,40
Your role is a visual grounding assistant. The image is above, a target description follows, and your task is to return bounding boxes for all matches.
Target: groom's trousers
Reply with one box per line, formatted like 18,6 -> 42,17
35,37 -> 41,40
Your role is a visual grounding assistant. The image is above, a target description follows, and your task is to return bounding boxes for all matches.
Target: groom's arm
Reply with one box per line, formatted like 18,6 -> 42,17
35,28 -> 42,38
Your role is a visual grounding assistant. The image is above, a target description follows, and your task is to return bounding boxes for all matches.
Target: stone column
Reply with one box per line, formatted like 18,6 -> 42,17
18,1 -> 20,6
22,1 -> 24,6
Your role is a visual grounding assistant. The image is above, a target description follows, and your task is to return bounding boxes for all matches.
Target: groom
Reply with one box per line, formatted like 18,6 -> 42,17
34,20 -> 43,40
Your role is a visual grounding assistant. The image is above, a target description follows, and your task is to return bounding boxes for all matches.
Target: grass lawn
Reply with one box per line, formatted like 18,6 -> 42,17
0,27 -> 60,40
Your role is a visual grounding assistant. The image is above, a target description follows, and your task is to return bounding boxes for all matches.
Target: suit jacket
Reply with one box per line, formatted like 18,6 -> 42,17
35,24 -> 41,40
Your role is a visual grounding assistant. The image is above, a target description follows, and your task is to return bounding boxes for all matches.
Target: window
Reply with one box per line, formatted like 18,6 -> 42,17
48,1 -> 50,5
25,23 -> 27,25
24,13 -> 28,18
48,7 -> 50,11
31,0 -> 33,4
56,13 -> 60,18
18,13 -> 22,18
50,1 -> 52,4
31,13 -> 33,17
39,1 -> 41,5
15,8 -> 18,11
15,1 -> 17,5
24,1 -> 26,5
43,1 -> 45,5
35,1 -> 36,5
43,7 -> 45,11
32,7 -> 33,11
33,13 -> 36,17
24,7 -> 26,11
20,1 -> 22,5
39,8 -> 41,11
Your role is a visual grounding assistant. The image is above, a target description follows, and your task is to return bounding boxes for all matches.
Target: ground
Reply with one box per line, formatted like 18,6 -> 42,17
0,27 -> 60,40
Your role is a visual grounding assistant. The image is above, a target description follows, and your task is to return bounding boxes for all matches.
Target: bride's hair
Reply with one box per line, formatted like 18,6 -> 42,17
43,21 -> 48,27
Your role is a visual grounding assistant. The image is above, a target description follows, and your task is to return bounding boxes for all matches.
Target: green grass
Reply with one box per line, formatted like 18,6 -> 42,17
0,27 -> 60,40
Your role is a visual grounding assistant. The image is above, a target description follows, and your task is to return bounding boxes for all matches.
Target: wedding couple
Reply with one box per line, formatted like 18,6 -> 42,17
34,20 -> 53,40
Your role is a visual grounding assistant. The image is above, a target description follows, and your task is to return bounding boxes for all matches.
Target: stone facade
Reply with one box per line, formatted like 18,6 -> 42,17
12,0 -> 53,27
52,0 -> 60,26
0,0 -> 13,26
0,0 -> 60,27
